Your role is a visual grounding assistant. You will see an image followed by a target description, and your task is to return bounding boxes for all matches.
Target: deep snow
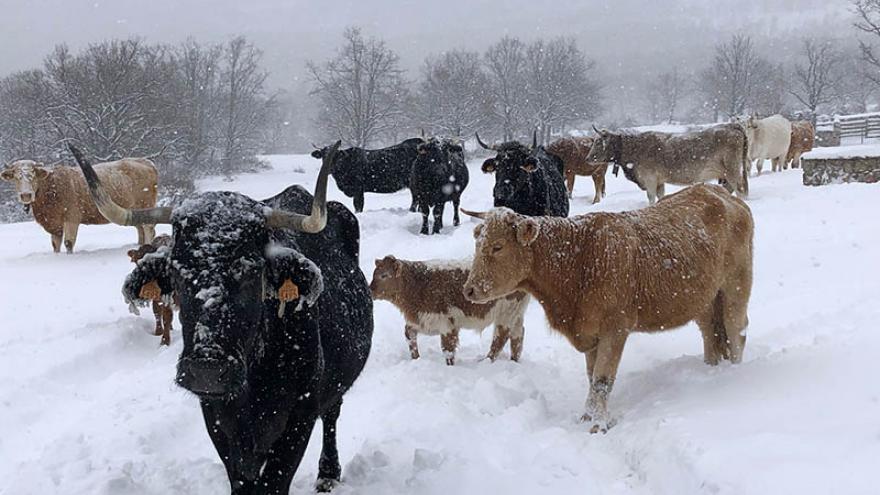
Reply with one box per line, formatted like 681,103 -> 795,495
1,153 -> 878,495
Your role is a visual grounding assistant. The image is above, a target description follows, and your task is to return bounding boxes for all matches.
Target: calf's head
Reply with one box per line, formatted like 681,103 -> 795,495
1,160 -> 49,204
70,142 -> 339,401
586,128 -> 622,175
369,255 -> 405,301
461,208 -> 539,303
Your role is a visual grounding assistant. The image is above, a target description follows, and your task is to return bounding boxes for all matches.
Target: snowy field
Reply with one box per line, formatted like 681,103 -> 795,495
1,153 -> 879,495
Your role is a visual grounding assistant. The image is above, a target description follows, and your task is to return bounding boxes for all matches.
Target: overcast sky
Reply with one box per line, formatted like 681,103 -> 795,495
0,0 -> 855,89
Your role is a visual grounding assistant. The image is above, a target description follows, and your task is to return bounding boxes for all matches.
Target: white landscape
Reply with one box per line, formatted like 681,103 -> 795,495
1,155 -> 878,495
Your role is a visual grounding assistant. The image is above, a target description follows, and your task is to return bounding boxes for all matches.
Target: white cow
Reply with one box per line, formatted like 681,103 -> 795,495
740,115 -> 792,175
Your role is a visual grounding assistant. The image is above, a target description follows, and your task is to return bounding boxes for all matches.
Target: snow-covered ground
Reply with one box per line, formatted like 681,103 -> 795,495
1,154 -> 879,495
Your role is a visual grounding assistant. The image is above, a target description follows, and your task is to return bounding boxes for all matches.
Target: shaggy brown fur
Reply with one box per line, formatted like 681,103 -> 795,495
370,255 -> 529,365
462,184 -> 753,432
587,126 -> 749,204
785,121 -> 815,169
545,137 -> 609,203
1,159 -> 158,253
127,234 -> 177,346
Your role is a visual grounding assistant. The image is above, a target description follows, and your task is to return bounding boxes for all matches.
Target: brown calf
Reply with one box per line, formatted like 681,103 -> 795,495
127,234 -> 177,346
785,121 -> 815,169
462,184 -> 753,432
545,137 -> 608,203
370,255 -> 529,365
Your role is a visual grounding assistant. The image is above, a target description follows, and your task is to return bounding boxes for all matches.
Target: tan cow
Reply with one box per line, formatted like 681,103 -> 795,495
370,255 -> 529,365
786,121 -> 815,169
545,137 -> 609,203
1,158 -> 158,253
461,184 -> 753,432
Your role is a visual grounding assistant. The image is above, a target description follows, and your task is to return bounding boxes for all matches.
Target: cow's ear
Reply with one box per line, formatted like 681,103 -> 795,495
310,149 -> 324,159
481,158 -> 496,174
515,217 -> 540,246
473,223 -> 484,239
267,248 -> 324,310
520,157 -> 539,173
0,169 -> 13,181
34,167 -> 49,179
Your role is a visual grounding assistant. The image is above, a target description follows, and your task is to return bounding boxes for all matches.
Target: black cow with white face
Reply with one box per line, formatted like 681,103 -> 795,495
410,137 -> 469,235
70,143 -> 372,495
311,137 -> 423,213
476,132 -> 569,217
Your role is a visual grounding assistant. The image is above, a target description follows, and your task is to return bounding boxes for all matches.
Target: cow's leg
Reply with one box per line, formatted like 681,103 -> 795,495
316,398 -> 343,492
50,231 -> 62,253
487,325 -> 511,362
643,177 -> 659,204
418,202 -> 430,235
509,322 -> 525,362
696,305 -> 724,366
141,224 -> 156,245
62,221 -> 79,254
353,192 -> 365,213
452,195 -> 461,226
255,418 -> 317,495
441,328 -> 459,366
592,171 -> 605,204
793,152 -> 802,169
409,189 -> 418,212
754,159 -> 762,176
583,331 -> 627,433
137,226 -> 145,245
152,301 -> 165,337
656,183 -> 666,199
721,283 -> 750,364
161,305 -> 173,346
565,169 -> 575,198
405,324 -> 420,359
432,202 -> 445,234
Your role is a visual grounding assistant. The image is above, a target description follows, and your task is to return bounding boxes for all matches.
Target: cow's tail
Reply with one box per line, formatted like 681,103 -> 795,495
737,127 -> 749,198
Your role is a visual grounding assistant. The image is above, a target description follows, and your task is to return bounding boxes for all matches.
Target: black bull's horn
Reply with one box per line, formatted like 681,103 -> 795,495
474,132 -> 497,151
68,141 -> 341,234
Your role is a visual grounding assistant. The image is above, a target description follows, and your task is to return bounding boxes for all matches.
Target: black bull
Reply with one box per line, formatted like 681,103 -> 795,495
312,137 -> 423,213
70,143 -> 373,494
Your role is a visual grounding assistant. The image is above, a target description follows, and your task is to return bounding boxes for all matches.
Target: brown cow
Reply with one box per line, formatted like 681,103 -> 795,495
126,234 -> 177,346
545,137 -> 609,203
461,184 -> 753,432
587,125 -> 749,204
1,159 -> 159,253
785,121 -> 815,169
370,255 -> 529,365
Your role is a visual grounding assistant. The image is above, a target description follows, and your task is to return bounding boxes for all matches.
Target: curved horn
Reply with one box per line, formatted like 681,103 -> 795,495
460,208 -> 489,220
592,124 -> 601,134
475,132 -> 496,151
531,129 -> 538,149
266,140 -> 340,233
68,144 -> 173,225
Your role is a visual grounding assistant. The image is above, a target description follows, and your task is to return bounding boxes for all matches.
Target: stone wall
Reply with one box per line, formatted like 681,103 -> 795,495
802,157 -> 880,186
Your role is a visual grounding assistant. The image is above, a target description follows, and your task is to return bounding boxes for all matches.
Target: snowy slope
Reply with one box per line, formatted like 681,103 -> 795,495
1,153 -> 878,495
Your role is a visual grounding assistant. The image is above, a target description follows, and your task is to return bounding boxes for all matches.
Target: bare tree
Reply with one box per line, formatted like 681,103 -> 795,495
855,0 -> 880,86
699,34 -> 772,119
642,69 -> 687,123
484,37 -> 528,142
219,36 -> 271,176
523,38 -> 601,144
789,39 -> 842,123
0,70 -> 55,163
414,50 -> 491,138
308,27 -> 408,148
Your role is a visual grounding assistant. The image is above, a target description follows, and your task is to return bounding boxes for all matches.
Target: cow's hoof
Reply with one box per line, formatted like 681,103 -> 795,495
419,229 -> 429,235
445,357 -> 455,366
582,416 -> 616,434
315,477 -> 338,493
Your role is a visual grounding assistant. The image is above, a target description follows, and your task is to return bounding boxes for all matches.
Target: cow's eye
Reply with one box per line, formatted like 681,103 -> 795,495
491,244 -> 503,253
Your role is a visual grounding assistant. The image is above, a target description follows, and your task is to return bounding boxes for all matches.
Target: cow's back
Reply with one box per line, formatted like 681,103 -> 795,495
748,115 -> 792,160
615,184 -> 752,330
787,121 -> 815,160
362,141 -> 420,193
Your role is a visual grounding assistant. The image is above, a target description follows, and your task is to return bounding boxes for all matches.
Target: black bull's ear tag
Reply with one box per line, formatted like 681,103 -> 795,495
277,279 -> 300,318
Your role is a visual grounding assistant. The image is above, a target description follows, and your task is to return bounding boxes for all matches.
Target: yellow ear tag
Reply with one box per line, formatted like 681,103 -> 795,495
278,279 -> 299,302
277,279 -> 300,318
139,279 -> 162,301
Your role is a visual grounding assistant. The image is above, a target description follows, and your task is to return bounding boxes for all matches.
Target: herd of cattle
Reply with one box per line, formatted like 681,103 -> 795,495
0,114 -> 813,494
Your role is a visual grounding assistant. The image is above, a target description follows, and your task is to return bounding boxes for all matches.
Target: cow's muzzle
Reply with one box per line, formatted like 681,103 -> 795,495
176,354 -> 245,399
462,283 -> 491,304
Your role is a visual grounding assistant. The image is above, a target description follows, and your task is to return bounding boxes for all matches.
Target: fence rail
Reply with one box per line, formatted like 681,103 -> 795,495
836,113 -> 880,143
